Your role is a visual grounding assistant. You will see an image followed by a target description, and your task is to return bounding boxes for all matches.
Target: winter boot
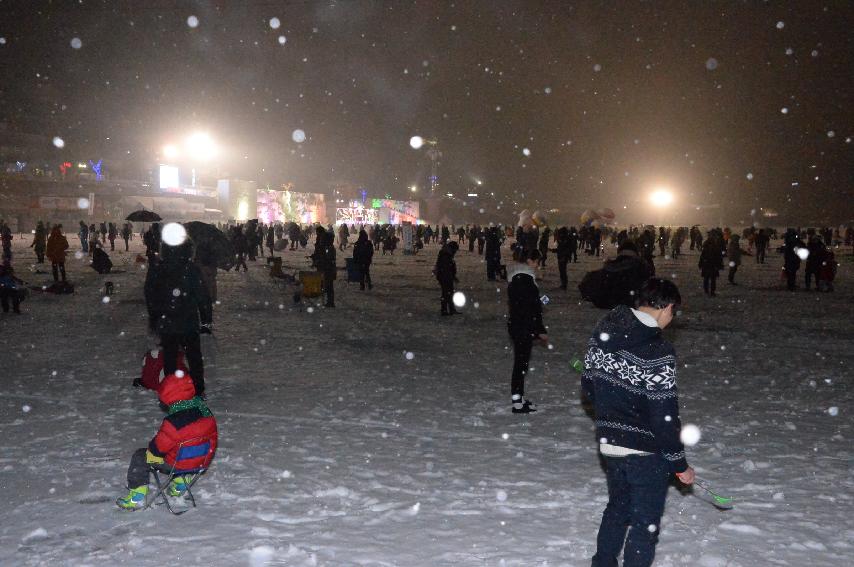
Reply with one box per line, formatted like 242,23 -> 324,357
116,486 -> 148,510
168,475 -> 191,497
512,398 -> 536,414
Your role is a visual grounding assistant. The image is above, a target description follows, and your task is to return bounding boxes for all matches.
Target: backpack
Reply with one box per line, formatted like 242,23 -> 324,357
139,349 -> 187,391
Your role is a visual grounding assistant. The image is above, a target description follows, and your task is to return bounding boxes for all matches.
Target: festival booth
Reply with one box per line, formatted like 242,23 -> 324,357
257,189 -> 327,225
335,207 -> 378,225
369,199 -> 420,225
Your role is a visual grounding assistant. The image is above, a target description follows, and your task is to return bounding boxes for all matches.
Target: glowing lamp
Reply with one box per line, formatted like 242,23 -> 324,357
650,189 -> 674,207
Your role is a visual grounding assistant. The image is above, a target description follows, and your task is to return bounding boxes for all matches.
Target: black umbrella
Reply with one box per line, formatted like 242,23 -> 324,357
184,221 -> 234,270
126,210 -> 162,222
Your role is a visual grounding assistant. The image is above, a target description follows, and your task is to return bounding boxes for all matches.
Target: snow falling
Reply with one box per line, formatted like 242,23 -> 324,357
0,3 -> 851,566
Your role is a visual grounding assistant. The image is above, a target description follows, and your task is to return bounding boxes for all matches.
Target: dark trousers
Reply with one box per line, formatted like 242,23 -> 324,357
538,250 -> 548,268
468,239 -> 475,252
728,265 -> 738,283
486,259 -> 498,281
477,239 -> 484,255
558,258 -> 569,289
1,289 -> 23,313
161,332 -> 205,395
124,238 -> 129,251
592,454 -> 670,567
126,448 -> 176,489
439,279 -> 455,314
109,239 -> 115,251
756,247 -> 765,263
511,336 -> 533,398
570,249 -> 578,262
323,275 -> 335,306
785,268 -> 797,291
702,275 -> 717,295
51,262 -> 67,282
805,270 -> 819,290
359,265 -> 372,290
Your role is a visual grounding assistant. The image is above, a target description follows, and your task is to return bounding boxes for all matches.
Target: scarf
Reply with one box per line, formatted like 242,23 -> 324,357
168,396 -> 213,417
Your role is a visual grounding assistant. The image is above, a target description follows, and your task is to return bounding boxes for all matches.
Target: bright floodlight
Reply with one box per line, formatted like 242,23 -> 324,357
185,132 -> 217,162
650,189 -> 674,207
163,144 -> 179,159
452,291 -> 466,308
410,135 -> 424,149
161,222 -> 187,247
410,185 -> 418,192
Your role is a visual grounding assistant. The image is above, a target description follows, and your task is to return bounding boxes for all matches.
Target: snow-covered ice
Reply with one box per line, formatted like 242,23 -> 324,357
0,234 -> 851,565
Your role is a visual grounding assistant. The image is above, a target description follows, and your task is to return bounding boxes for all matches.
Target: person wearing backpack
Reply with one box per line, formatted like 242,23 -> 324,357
579,241 -> 653,309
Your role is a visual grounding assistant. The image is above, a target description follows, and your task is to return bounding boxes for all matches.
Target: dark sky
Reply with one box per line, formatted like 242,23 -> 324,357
1,1 -> 852,223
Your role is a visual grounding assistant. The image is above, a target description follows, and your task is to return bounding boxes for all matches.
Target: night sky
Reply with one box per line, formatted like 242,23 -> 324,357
1,1 -> 852,224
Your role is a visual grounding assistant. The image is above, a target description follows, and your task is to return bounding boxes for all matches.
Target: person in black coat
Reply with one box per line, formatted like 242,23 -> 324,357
313,232 -> 337,307
435,241 -> 459,315
537,227 -> 551,268
231,225 -> 248,272
553,226 -> 573,290
352,229 -> 374,290
568,227 -> 579,263
266,225 -> 275,258
90,243 -> 113,274
580,241 -> 654,309
507,246 -> 547,413
698,233 -> 724,296
782,229 -> 806,291
485,227 -> 503,281
144,240 -> 212,396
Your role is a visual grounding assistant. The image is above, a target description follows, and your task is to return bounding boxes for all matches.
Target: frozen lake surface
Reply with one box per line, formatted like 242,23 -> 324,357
1,235 -> 851,566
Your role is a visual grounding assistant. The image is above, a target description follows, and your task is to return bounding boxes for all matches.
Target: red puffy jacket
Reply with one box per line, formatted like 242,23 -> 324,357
148,374 -> 217,471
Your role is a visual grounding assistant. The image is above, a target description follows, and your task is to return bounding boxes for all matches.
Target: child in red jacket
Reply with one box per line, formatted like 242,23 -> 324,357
117,371 -> 217,510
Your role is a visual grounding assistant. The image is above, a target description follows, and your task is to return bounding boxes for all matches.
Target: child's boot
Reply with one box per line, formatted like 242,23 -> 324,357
116,486 -> 148,510
168,475 -> 190,497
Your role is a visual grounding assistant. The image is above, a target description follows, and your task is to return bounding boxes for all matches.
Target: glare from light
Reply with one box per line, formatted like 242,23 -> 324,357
650,189 -> 674,208
161,223 -> 188,247
163,144 -> 180,159
410,185 -> 418,192
185,132 -> 217,162
410,136 -> 424,149
476,179 -> 483,185
452,291 -> 466,308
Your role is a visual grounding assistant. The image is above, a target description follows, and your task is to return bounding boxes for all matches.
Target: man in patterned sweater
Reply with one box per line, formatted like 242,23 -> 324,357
582,278 -> 694,567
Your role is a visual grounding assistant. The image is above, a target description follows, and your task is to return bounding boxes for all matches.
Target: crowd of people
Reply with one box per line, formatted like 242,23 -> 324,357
0,214 -> 850,564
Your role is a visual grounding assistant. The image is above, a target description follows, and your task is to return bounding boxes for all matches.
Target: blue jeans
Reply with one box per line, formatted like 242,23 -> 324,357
592,454 -> 670,567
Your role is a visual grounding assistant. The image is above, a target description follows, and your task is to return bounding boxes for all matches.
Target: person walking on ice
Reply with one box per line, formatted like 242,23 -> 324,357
582,278 -> 694,567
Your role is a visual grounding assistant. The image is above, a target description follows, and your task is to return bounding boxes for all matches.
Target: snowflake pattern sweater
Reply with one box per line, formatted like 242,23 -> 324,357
581,304 -> 688,473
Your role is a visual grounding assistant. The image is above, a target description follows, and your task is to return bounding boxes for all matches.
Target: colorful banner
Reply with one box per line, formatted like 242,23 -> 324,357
336,207 -> 378,225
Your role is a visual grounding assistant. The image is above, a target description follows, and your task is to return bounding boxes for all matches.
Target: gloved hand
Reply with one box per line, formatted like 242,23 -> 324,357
145,450 -> 164,465
199,323 -> 212,335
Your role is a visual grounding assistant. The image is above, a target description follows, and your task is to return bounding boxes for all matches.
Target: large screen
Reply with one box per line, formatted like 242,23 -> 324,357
159,165 -> 180,190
